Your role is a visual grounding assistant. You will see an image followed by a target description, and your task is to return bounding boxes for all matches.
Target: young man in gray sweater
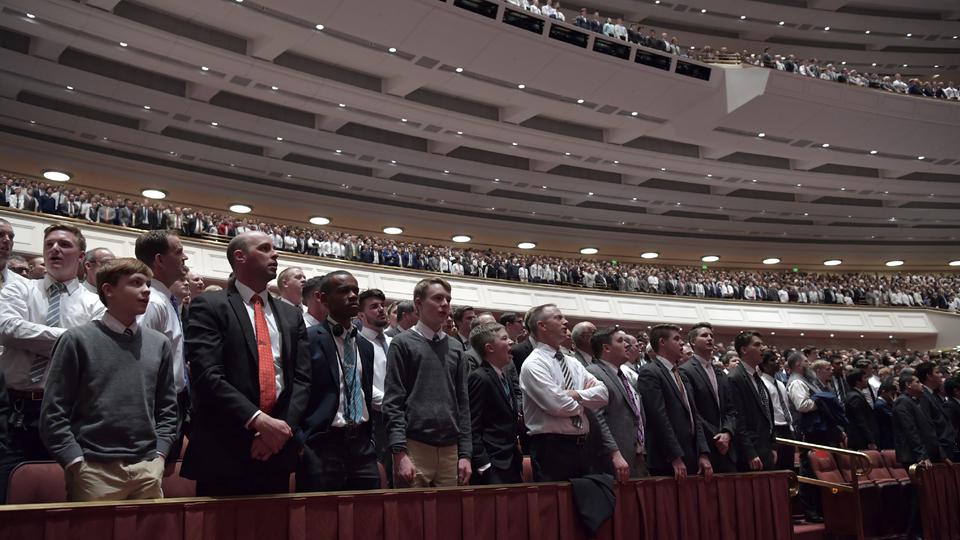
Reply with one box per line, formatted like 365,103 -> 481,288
40,258 -> 178,501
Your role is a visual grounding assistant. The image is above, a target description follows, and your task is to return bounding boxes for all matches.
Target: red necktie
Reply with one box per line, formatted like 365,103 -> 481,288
250,294 -> 277,414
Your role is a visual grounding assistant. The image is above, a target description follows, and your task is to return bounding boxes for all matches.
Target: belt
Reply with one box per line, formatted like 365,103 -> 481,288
10,389 -> 44,401
326,423 -> 367,439
532,433 -> 589,446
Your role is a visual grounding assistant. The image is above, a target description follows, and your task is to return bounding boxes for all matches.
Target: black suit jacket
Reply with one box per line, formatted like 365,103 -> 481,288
182,284 -> 311,482
297,321 -> 374,443
844,390 -> 878,450
893,394 -> 943,465
945,398 -> 960,452
680,357 -> 738,469
636,359 -> 709,473
588,361 -> 646,477
728,364 -> 775,470
511,338 -> 535,373
919,387 -> 957,458
467,362 -> 521,472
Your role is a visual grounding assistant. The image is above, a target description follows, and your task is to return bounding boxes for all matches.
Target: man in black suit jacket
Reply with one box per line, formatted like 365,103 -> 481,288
588,327 -> 648,480
636,324 -> 712,480
916,362 -> 958,460
296,271 -> 380,492
893,374 -> 944,466
945,377 -> 960,460
182,231 -> 311,496
467,322 -> 523,485
681,323 -> 737,473
844,370 -> 879,451
728,331 -> 776,471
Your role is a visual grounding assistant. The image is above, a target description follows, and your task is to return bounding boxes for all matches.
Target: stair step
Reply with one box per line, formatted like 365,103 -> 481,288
793,523 -> 826,540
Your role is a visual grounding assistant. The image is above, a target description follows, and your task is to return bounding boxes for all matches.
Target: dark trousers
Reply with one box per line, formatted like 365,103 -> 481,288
530,434 -> 591,482
1,397 -> 49,503
371,409 -> 393,488
195,474 -> 290,497
773,425 -> 796,471
472,448 -> 523,486
296,425 -> 381,493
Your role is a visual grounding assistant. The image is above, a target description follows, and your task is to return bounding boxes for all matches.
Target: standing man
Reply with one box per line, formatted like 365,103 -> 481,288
570,321 -> 597,367
276,267 -> 306,310
80,248 -> 115,295
467,322 -> 523,485
915,362 -> 957,461
181,231 -> 311,496
296,271 -> 379,491
637,324 -> 711,480
135,231 -> 190,463
385,300 -> 417,338
0,218 -> 25,291
759,350 -> 796,470
451,306 -> 476,351
588,326 -> 648,480
728,331 -> 776,471
357,288 -> 393,485
301,275 -> 327,328
383,278 -> 472,487
681,322 -> 737,473
520,304 -> 608,481
844,369 -> 879,451
184,270 -> 205,299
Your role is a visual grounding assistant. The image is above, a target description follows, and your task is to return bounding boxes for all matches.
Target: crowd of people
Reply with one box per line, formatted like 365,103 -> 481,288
751,48 -> 959,101
0,217 -> 958,536
4,173 -> 960,312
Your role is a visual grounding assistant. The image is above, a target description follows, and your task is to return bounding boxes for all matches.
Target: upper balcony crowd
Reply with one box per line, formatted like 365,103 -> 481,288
3,172 -> 959,311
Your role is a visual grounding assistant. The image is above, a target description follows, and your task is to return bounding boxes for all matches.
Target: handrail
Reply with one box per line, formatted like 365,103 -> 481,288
775,437 -> 872,476
796,476 -> 854,493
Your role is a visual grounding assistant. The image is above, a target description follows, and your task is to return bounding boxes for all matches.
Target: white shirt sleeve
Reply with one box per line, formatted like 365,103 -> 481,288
0,280 -> 67,353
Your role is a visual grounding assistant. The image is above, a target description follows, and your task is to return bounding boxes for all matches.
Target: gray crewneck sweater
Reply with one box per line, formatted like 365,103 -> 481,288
40,320 -> 178,466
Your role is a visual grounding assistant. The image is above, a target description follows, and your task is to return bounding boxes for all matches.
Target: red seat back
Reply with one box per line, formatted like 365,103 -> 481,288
880,449 -> 910,480
808,450 -> 845,484
6,461 -> 66,504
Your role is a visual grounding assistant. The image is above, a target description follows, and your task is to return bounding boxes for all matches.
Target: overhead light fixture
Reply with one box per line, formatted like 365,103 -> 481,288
762,257 -> 781,265
211,121 -> 218,126
701,255 -> 719,263
740,15 -> 746,20
315,23 -> 325,30
271,85 -> 279,91
864,30 -> 870,34
906,33 -> 912,37
700,9 -> 707,13
823,259 -> 842,266
517,242 -> 536,250
885,260 -> 904,267
948,260 -> 960,267
840,61 -> 846,65
512,142 -> 518,146
757,132 -> 765,137
587,192 -> 594,196
335,149 -> 342,153
778,21 -> 785,25
903,64 -> 908,67
309,217 -> 331,226
143,105 -> 151,110
641,252 -> 659,259
390,160 -> 397,164
821,143 -> 830,148
871,62 -> 877,67
382,226 -> 404,235
580,247 -> 599,255
451,235 -> 472,243
576,98 -> 584,104
613,160 -> 619,164
455,67 -> 463,73
388,47 -> 397,53
517,84 -> 525,89
869,150 -> 878,154
456,131 -> 463,135
823,26 -> 830,31
141,189 -> 167,200
276,136 -> 283,141
631,111 -> 638,116
201,66 -> 209,71
338,103 -> 346,108
564,152 -> 571,156
229,204 -> 252,214
917,156 -> 925,160
42,170 -> 72,182
660,167 -> 667,171
120,42 -> 128,47
400,118 -> 408,122
442,170 -> 450,174
66,85 -> 74,90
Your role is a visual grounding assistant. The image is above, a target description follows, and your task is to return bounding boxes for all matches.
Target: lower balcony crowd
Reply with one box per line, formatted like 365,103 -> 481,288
4,174 -> 960,312
0,218 -> 958,538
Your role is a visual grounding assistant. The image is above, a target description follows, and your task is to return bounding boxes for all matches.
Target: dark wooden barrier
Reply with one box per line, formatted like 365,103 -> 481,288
917,463 -> 960,540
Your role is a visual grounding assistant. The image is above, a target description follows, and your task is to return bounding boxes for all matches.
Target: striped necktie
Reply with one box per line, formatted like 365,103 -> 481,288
555,351 -> 582,429
30,282 -> 66,384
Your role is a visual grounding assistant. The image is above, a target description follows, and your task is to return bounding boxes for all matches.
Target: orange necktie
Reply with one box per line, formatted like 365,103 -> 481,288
250,294 -> 277,414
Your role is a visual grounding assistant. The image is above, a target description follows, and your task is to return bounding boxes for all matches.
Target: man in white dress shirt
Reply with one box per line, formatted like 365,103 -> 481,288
0,223 -> 106,485
276,267 -> 306,310
80,248 -> 115,295
0,218 -> 26,293
519,304 -> 608,481
357,288 -> 394,485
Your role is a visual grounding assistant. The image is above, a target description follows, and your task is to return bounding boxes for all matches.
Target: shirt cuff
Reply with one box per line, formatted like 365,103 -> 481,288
478,463 -> 491,473
245,410 -> 262,430
67,456 -> 83,468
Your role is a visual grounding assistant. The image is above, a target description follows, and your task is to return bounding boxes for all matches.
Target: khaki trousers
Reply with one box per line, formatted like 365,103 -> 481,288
66,458 -> 164,502
405,440 -> 458,488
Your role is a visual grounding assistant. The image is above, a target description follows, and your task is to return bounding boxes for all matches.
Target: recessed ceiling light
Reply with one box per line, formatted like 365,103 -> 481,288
400,118 -> 407,122
641,252 -> 659,259
388,47 -> 397,53
517,84 -> 525,89
830,334 -> 835,338
456,131 -> 463,135
903,64 -> 908,67
864,30 -> 870,34
451,235 -> 471,243
143,105 -> 151,110
800,333 -> 805,337
823,259 -> 842,266
66,85 -> 74,90
906,33 -> 912,37
762,258 -> 781,265
796,183 -> 802,187
201,66 -> 210,71
740,15 -> 746,20
840,187 -> 846,191
564,152 -> 571,156
706,174 -> 712,177
869,150 -> 878,154
778,21 -> 785,25
613,160 -> 619,164
276,136 -> 283,141
821,143 -> 830,148
631,111 -> 638,116
517,242 -> 536,250
390,160 -> 397,164
885,260 -> 904,267
443,170 -> 450,174
271,85 -> 279,91
587,192 -> 594,196
315,23 -> 325,30
871,62 -> 877,67
335,149 -> 342,153
229,204 -> 252,214
757,132 -> 765,137
632,197 -> 638,201
580,247 -> 599,255
120,42 -> 128,47
26,13 -> 36,19
383,226 -> 404,235
660,167 -> 667,171
141,189 -> 167,200
455,67 -> 463,73
512,142 -> 518,146
211,121 -> 218,126
803,212 -> 809,216
576,98 -> 584,104
338,103 -> 346,108
42,170 -> 71,182
29,120 -> 36,124
309,217 -> 331,226
700,9 -> 707,13
701,255 -> 720,263
948,260 -> 960,267
823,26 -> 830,31
917,156 -> 925,160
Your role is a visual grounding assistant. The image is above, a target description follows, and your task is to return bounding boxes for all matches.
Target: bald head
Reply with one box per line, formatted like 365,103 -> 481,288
227,231 -> 278,291
83,247 -> 115,286
571,321 -> 597,355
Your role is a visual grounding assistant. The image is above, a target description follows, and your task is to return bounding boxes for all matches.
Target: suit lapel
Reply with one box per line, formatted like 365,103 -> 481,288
599,363 -> 632,417
691,360 -> 719,409
227,287 -> 258,370
484,363 -> 513,411
655,360 -> 688,412
317,323 -> 340,390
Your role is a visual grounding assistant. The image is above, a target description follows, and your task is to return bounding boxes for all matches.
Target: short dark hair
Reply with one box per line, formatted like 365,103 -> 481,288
802,346 -> 818,356
878,378 -> 897,396
734,331 -> 762,356
898,374 -> 917,393
649,324 -> 681,353
318,270 -> 353,295
845,369 -> 866,389
358,289 -> 386,310
944,377 -> 959,398
499,312 -> 519,326
96,258 -> 152,305
915,362 -> 936,385
591,326 -> 622,359
453,305 -> 475,323
134,230 -> 175,268
302,275 -> 324,302
396,300 -> 416,320
687,322 -> 713,343
44,223 -> 86,252
854,359 -> 873,370
761,349 -> 779,367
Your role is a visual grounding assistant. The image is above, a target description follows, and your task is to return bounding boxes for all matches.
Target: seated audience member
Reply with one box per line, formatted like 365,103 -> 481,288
519,304 -> 608,481
588,326 -> 648,480
728,331 -> 776,471
874,379 -> 897,450
296,271 -> 380,492
759,349 -> 796,471
682,323 -> 737,473
915,362 -> 958,460
80,248 -> 115,296
844,369 -> 879,450
181,231 -> 311,496
276,267 -> 306,310
467,322 -> 523,485
40,258 -> 178,501
636,324 -> 712,480
384,278 -> 472,488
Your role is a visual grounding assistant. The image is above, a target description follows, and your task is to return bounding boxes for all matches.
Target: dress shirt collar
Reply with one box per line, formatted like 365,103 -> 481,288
599,359 -> 621,375
656,355 -> 677,371
102,312 -> 139,334
150,278 -> 173,299
760,372 -> 777,385
303,312 -> 320,328
42,274 -> 80,295
413,320 -> 445,341
360,326 -> 386,343
280,297 -> 300,308
235,279 -> 269,306
534,341 -> 560,357
693,353 -> 713,370
741,362 -> 758,376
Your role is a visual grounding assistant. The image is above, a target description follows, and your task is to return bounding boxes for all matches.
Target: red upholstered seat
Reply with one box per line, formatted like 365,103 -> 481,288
808,450 -> 844,484
880,449 -> 910,481
6,461 -> 66,504
161,460 -> 196,498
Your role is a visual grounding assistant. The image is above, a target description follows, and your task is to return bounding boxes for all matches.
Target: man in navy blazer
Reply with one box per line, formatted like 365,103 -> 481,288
296,271 -> 380,492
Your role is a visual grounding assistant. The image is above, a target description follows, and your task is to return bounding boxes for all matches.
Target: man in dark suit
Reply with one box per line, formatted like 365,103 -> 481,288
915,362 -> 958,460
945,377 -> 960,460
636,324 -> 712,480
875,380 -> 897,450
681,323 -> 737,473
296,271 -> 380,492
728,331 -> 776,471
827,354 -> 849,406
467,322 -> 523,485
588,327 -> 648,480
182,231 -> 311,496
844,370 -> 879,451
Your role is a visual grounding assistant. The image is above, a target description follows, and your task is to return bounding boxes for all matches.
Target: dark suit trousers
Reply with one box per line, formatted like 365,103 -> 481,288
296,425 -> 381,493
371,409 -> 393,487
195,473 -> 289,497
773,425 -> 796,471
530,434 -> 591,482
475,460 -> 523,485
